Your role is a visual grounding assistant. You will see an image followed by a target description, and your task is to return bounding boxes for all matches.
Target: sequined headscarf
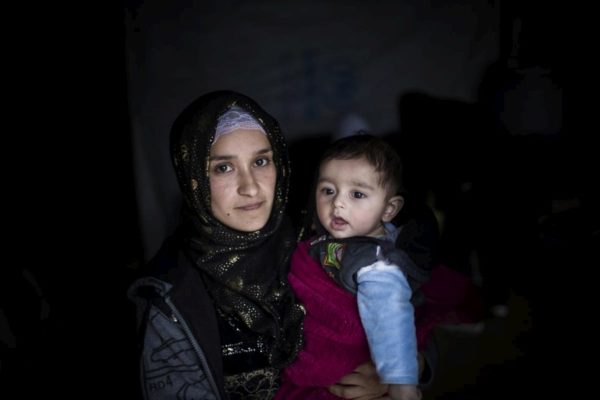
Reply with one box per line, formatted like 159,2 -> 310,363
170,90 -> 304,367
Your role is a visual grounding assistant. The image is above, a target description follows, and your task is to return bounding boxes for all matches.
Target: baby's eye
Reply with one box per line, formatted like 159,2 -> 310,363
255,157 -> 271,167
352,191 -> 366,199
213,163 -> 233,174
320,187 -> 334,196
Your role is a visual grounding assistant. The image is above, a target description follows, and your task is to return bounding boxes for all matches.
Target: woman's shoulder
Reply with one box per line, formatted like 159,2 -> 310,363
129,234 -> 208,304
130,234 -> 187,290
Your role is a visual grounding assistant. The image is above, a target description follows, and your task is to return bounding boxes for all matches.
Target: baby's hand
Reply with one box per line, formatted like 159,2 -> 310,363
387,384 -> 422,400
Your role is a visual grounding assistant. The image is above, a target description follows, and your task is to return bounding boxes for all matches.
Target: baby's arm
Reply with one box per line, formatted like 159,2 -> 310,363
356,260 -> 418,386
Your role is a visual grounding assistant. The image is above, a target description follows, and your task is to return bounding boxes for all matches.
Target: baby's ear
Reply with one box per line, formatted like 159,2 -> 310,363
382,195 -> 404,222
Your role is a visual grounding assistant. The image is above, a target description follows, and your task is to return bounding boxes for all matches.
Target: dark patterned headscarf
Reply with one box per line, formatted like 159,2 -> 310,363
170,90 -> 304,367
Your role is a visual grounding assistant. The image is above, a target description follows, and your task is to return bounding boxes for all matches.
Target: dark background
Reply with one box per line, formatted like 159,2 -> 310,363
2,1 -> 595,398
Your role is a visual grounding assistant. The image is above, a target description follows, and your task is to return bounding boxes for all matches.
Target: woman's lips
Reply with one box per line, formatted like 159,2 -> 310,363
237,201 -> 263,211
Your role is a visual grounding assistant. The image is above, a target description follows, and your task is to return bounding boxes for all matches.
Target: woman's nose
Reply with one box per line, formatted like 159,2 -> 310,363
237,170 -> 259,196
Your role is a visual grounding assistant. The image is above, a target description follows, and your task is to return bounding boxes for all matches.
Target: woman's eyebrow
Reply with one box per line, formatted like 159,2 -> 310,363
255,147 -> 273,155
208,154 -> 234,161
209,147 -> 272,161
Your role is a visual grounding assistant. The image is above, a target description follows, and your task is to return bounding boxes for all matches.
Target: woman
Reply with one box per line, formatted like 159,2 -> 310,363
128,90 -> 387,400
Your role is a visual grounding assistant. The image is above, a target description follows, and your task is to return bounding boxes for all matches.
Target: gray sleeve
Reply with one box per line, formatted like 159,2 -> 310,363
139,305 -> 217,400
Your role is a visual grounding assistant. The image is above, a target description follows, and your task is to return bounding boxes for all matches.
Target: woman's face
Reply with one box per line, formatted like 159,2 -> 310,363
208,129 -> 276,232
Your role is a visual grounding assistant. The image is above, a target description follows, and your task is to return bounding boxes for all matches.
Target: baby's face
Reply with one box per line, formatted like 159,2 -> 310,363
315,157 -> 391,239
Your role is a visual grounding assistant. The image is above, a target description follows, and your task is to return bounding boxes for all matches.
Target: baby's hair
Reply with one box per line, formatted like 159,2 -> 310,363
320,133 -> 404,195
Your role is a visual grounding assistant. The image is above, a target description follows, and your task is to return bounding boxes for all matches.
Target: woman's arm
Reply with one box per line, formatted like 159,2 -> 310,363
328,350 -> 433,400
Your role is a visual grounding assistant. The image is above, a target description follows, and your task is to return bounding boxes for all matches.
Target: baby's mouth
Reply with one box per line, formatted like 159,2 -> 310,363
331,217 -> 348,229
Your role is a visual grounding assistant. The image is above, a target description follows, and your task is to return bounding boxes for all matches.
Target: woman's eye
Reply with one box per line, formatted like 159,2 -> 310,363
352,191 -> 366,199
255,157 -> 271,167
214,164 -> 232,174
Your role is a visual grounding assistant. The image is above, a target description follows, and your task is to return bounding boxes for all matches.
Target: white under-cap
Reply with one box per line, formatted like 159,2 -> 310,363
214,105 -> 266,143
